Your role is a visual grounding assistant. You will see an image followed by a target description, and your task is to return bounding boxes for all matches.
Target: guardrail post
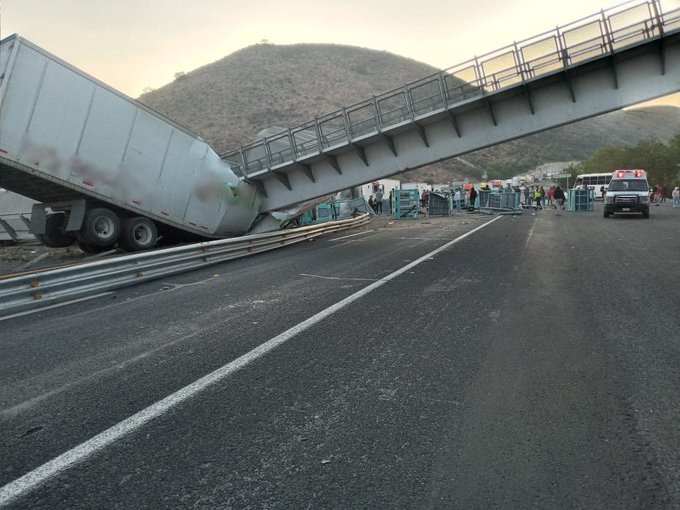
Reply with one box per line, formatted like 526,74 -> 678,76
473,56 -> 487,95
555,26 -> 568,68
313,117 -> 324,150
437,72 -> 450,106
287,128 -> 298,160
513,42 -> 527,83
514,41 -> 535,115
650,0 -> 664,36
404,85 -> 416,119
371,95 -> 383,131
240,149 -> 248,177
600,10 -> 614,55
263,137 -> 273,169
555,25 -> 576,103
650,0 -> 667,73
342,107 -> 352,143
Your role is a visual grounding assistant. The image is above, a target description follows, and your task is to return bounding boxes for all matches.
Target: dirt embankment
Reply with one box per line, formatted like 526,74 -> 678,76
0,242 -> 91,277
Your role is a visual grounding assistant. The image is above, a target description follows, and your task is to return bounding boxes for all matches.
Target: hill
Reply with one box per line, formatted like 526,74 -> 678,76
139,43 -> 680,183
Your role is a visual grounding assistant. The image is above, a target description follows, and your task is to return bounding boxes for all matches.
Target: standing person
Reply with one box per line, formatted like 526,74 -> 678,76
368,195 -> 376,213
523,186 -> 530,206
672,186 -> 680,207
374,188 -> 383,214
547,186 -> 555,207
654,184 -> 663,206
469,186 -> 478,210
421,189 -> 429,209
534,186 -> 542,209
553,185 -> 566,215
453,188 -> 462,211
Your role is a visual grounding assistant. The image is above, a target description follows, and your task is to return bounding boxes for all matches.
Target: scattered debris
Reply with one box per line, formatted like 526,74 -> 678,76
13,252 -> 50,272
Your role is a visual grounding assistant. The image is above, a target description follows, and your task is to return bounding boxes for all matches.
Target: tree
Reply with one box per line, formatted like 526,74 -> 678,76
572,132 -> 680,189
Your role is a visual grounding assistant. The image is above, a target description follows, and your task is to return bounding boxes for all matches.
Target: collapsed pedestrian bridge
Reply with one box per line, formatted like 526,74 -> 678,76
222,0 -> 680,212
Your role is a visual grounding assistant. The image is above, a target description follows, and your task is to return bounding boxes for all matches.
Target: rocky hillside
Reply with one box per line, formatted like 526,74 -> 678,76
139,43 -> 680,183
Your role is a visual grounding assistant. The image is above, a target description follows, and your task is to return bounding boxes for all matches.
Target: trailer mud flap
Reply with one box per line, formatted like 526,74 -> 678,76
30,199 -> 86,234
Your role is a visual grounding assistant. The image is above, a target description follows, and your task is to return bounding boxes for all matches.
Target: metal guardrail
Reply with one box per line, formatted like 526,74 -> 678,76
221,0 -> 680,176
0,213 -> 371,318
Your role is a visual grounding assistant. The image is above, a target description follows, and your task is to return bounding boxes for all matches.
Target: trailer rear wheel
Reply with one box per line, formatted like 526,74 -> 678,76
77,208 -> 120,247
119,216 -> 157,251
39,213 -> 77,247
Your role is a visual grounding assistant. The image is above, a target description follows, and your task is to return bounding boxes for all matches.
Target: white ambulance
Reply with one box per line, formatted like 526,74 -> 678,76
603,169 -> 650,218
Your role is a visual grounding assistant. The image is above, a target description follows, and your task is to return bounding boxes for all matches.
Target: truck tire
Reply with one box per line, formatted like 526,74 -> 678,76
40,213 -> 77,247
119,216 -> 157,251
77,208 -> 120,247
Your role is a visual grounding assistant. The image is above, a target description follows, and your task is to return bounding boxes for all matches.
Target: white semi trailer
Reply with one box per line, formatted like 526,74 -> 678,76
0,35 -> 261,252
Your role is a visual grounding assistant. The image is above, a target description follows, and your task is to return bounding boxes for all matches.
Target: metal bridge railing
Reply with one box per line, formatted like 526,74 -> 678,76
478,190 -> 522,212
0,213 -> 33,243
0,213 -> 371,318
221,0 -> 680,177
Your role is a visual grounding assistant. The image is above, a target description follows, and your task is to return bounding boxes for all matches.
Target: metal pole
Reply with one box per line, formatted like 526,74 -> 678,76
650,0 -> 664,36
240,149 -> 248,177
313,117 -> 323,150
342,107 -> 352,143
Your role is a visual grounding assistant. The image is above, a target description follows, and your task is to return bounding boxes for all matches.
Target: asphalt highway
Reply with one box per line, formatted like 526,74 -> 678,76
1,203 -> 679,509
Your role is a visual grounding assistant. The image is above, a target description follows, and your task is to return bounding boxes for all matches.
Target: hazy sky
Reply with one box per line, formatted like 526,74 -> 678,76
2,0 -> 679,106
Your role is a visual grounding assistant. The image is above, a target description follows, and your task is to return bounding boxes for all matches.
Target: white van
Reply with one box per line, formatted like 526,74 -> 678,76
603,169 -> 650,218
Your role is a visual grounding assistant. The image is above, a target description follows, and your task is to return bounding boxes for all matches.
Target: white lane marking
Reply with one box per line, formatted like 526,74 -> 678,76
513,221 -> 536,272
0,215 -> 502,506
300,274 -> 380,282
0,293 -> 113,322
328,240 -> 357,249
328,230 -> 374,241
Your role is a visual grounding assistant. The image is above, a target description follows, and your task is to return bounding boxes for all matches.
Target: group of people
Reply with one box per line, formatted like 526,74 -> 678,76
650,184 -> 664,204
368,189 -> 384,213
648,184 -> 680,207
522,185 -> 565,212
369,181 -> 680,214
